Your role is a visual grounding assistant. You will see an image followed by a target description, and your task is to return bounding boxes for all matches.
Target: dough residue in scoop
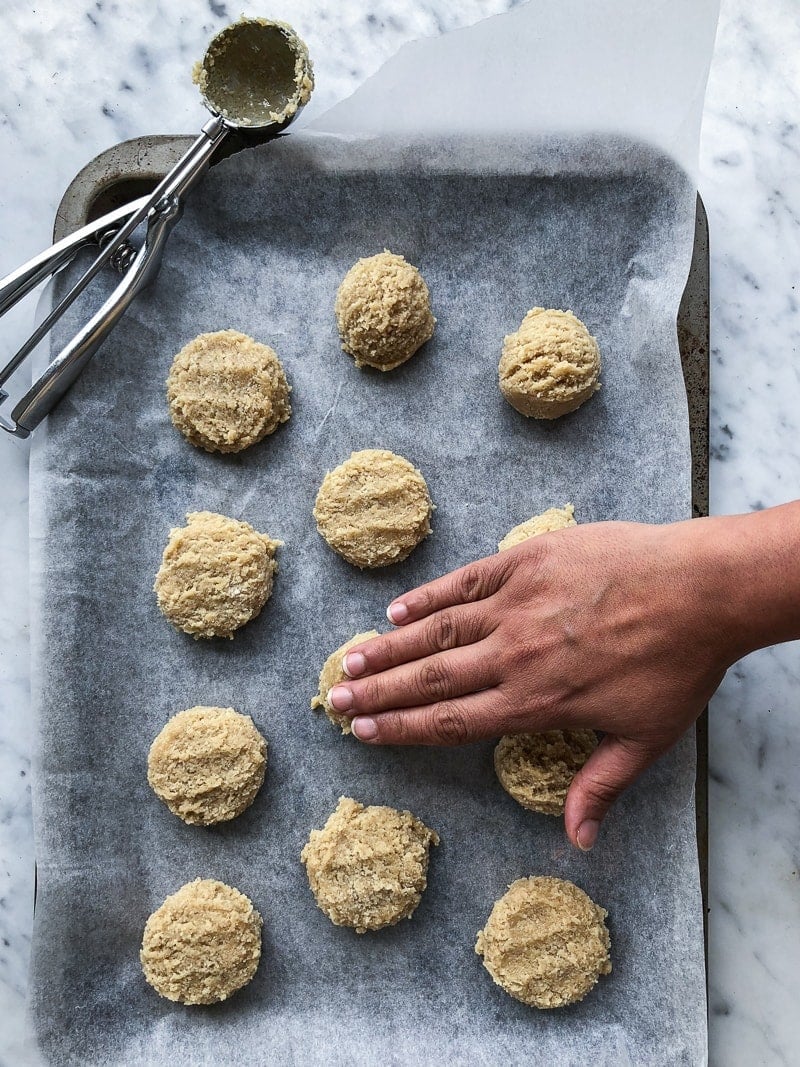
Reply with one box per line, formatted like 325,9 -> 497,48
311,631 -> 379,734
335,251 -> 435,371
475,876 -> 611,1009
300,796 -> 439,933
154,511 -> 280,639
498,308 -> 600,419
141,878 -> 262,1004
313,449 -> 433,568
494,730 -> 598,815
167,329 -> 291,454
498,503 -> 576,551
147,706 -> 267,825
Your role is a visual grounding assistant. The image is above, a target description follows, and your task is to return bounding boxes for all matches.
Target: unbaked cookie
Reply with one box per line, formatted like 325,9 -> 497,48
147,706 -> 267,825
494,730 -> 598,815
335,251 -> 435,371
140,878 -> 262,1004
154,511 -> 280,639
167,330 -> 291,453
475,876 -> 611,1008
313,449 -> 432,568
499,308 -> 600,419
301,796 -> 439,933
498,504 -> 576,551
311,631 -> 379,734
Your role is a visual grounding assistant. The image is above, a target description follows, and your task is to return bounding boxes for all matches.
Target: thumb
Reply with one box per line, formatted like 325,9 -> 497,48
564,734 -> 656,851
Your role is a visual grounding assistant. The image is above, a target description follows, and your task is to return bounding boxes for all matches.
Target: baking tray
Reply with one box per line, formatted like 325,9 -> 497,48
47,132 -> 710,966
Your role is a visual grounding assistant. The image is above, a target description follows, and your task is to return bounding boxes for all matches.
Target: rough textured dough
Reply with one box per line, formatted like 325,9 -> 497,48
313,449 -> 433,568
300,797 -> 439,933
154,511 -> 280,639
498,503 -> 577,551
498,308 -> 601,419
475,876 -> 611,1009
311,631 -> 379,734
335,251 -> 435,371
167,330 -> 291,454
494,730 -> 598,815
147,706 -> 267,825
140,879 -> 262,1004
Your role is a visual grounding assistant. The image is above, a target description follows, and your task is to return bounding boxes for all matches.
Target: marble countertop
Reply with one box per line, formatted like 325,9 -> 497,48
2,1 -> 799,1063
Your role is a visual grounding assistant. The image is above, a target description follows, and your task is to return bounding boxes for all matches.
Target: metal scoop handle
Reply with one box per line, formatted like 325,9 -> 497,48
0,115 -> 228,438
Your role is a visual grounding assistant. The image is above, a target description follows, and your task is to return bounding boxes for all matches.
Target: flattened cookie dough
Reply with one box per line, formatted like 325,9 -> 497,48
141,879 -> 262,1004
313,449 -> 432,568
335,251 -> 435,371
154,511 -> 280,639
475,876 -> 611,1009
311,631 -> 379,734
494,730 -> 598,815
499,308 -> 600,419
148,706 -> 267,825
498,503 -> 576,551
167,329 -> 291,453
301,796 -> 439,933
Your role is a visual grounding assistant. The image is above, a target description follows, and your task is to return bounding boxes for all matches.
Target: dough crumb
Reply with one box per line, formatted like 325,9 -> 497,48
499,503 -> 576,551
475,876 -> 611,1008
167,329 -> 291,454
313,449 -> 433,568
335,250 -> 435,371
494,730 -> 598,815
148,706 -> 267,825
154,511 -> 280,639
311,631 -> 379,733
499,308 -> 600,419
140,878 -> 262,1004
301,796 -> 439,933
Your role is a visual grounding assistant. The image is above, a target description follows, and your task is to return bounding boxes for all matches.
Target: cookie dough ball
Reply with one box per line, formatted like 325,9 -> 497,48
147,706 -> 267,825
141,879 -> 262,1004
494,730 -> 598,815
154,511 -> 280,639
167,330 -> 291,453
313,449 -> 433,568
335,251 -> 435,371
311,631 -> 379,734
499,504 -> 576,551
475,876 -> 611,1009
301,796 -> 439,933
499,308 -> 600,419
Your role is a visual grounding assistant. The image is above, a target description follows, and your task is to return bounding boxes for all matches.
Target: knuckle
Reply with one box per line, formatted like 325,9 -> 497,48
427,610 -> 459,652
455,562 -> 490,604
369,636 -> 395,668
430,700 -> 471,746
417,660 -> 453,701
580,769 -> 620,807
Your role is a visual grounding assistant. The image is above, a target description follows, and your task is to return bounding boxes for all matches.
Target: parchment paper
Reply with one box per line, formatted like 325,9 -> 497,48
27,2 -> 718,1064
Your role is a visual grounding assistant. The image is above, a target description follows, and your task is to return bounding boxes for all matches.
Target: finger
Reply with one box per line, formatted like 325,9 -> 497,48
386,552 -> 516,626
330,641 -> 501,717
350,689 -> 514,746
563,735 -> 658,851
341,605 -> 494,679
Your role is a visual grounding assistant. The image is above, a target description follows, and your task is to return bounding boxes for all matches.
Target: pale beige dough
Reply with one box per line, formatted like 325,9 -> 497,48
498,308 -> 601,419
475,876 -> 611,1009
313,449 -> 433,568
311,631 -> 379,734
147,706 -> 267,825
140,879 -> 262,1004
167,329 -> 291,453
494,730 -> 598,815
335,251 -> 435,371
154,511 -> 280,639
498,503 -> 576,551
300,796 -> 439,933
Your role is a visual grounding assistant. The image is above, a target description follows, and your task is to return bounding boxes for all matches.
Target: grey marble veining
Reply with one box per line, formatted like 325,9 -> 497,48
1,1 -> 799,1064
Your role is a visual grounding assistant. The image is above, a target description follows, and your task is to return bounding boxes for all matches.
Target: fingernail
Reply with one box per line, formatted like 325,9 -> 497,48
387,601 -> 408,624
342,652 -> 366,678
328,685 -> 353,712
352,717 -> 378,741
577,819 -> 600,852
